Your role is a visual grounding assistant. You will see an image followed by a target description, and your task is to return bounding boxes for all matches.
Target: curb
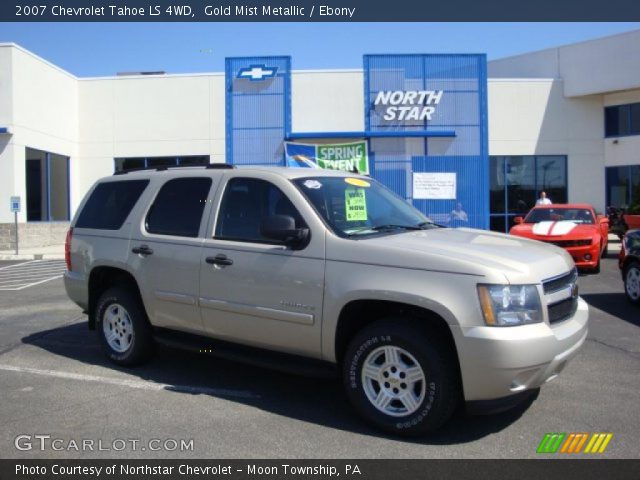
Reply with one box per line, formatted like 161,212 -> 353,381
0,254 -> 65,261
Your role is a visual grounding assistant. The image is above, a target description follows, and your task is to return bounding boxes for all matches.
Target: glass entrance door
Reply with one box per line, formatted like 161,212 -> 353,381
25,147 -> 70,221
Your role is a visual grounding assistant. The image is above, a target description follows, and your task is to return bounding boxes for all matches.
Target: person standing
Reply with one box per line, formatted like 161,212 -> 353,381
450,202 -> 469,226
536,191 -> 552,206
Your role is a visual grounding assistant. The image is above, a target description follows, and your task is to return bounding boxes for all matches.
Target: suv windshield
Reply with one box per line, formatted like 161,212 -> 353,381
524,208 -> 594,224
293,176 -> 437,237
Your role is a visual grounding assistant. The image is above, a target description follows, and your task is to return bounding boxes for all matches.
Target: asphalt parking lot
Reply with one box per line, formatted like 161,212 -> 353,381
0,255 -> 638,459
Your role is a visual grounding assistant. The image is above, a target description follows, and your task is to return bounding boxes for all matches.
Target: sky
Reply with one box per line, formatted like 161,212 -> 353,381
1,22 -> 639,77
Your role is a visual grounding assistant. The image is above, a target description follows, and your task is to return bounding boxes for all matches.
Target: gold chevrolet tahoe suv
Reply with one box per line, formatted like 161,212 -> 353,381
64,165 -> 588,436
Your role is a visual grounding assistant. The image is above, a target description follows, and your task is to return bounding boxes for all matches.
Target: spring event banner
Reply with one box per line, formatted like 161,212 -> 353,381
285,141 -> 370,175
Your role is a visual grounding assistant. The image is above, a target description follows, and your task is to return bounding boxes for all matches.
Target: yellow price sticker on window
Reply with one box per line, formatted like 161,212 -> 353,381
345,177 -> 370,188
345,187 -> 368,221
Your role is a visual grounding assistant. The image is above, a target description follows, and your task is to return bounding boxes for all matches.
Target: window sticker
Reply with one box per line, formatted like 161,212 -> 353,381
303,179 -> 322,189
345,188 -> 368,221
345,177 -> 370,188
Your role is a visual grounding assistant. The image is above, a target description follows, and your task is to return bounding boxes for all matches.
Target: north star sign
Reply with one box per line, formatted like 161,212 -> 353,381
374,90 -> 444,121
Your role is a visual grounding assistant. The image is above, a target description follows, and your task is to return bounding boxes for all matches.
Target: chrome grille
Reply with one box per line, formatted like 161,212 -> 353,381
544,239 -> 591,248
543,268 -> 578,294
548,297 -> 578,324
543,268 -> 578,324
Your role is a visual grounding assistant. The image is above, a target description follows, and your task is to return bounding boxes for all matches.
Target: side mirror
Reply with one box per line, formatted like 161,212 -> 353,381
599,217 -> 609,225
260,215 -> 309,249
514,216 -> 524,224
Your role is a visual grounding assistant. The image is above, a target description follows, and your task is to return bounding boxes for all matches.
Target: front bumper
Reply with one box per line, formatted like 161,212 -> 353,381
453,297 -> 588,401
564,245 -> 600,269
466,388 -> 540,415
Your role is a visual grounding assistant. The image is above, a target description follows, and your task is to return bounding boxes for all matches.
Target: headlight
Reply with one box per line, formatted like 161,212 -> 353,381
477,284 -> 542,326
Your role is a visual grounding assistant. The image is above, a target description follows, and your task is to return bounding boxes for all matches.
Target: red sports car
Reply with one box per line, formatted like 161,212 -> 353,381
509,204 -> 609,273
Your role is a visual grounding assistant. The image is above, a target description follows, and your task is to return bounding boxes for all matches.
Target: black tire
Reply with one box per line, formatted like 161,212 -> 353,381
593,254 -> 601,274
624,261 -> 640,305
95,286 -> 154,366
601,241 -> 608,259
342,318 -> 459,436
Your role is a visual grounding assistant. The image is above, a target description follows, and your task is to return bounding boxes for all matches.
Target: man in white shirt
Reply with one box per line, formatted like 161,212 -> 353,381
536,191 -> 552,206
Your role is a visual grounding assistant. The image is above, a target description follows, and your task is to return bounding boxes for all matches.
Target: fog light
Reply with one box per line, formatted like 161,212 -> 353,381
585,254 -> 592,261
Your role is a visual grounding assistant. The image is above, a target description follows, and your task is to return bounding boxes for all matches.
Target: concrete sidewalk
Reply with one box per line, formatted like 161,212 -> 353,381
0,244 -> 64,261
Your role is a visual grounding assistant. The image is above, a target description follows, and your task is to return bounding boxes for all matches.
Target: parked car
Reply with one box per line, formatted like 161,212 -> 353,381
607,206 -> 628,240
608,206 -> 640,240
64,165 -> 588,436
619,229 -> 640,304
510,204 -> 609,273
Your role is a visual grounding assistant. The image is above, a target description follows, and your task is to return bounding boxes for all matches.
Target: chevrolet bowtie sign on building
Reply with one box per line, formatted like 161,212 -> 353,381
236,65 -> 279,81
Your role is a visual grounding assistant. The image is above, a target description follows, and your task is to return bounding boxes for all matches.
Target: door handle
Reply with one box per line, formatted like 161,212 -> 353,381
132,245 -> 154,255
206,254 -> 233,266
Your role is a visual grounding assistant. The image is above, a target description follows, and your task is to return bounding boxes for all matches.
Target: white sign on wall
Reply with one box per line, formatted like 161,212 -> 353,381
374,90 -> 444,122
413,172 -> 457,200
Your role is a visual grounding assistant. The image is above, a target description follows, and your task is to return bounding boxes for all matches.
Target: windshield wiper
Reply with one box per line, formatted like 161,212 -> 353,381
417,221 -> 443,229
345,223 -> 431,237
370,224 -> 423,231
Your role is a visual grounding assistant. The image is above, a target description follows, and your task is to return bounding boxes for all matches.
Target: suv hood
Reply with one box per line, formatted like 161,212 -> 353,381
328,227 -> 575,284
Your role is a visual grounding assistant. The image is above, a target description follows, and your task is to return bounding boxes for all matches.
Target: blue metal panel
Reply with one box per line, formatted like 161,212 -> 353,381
364,54 -> 489,229
225,56 -> 291,166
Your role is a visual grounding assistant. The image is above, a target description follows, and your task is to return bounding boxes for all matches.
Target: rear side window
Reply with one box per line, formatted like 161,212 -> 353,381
75,180 -> 149,230
146,177 -> 212,237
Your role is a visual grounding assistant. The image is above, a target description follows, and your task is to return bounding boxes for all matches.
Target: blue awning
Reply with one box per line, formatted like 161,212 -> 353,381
0,127 -> 10,134
286,130 -> 455,140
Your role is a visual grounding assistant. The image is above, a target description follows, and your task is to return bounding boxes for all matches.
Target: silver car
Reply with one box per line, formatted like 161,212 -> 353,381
64,165 -> 588,436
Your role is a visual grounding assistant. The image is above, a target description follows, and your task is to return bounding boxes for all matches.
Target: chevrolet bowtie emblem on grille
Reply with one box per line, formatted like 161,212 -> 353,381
237,65 -> 278,81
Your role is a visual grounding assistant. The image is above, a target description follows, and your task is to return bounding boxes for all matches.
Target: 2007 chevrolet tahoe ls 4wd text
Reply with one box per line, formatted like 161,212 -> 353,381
64,165 -> 588,436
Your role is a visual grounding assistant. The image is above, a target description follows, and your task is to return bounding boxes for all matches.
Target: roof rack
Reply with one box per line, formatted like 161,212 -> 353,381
205,164 -> 234,169
113,163 -> 235,175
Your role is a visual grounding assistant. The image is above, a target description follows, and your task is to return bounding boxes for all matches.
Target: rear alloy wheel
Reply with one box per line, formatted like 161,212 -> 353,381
103,303 -> 135,353
95,287 -> 154,366
624,262 -> 640,304
343,319 -> 459,436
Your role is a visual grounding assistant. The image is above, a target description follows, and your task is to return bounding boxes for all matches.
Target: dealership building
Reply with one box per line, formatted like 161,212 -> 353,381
1,29 -> 639,248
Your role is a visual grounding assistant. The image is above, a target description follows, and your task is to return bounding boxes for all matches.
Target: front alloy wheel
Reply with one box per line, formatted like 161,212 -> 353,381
343,318 -> 459,436
361,346 -> 426,417
625,262 -> 640,304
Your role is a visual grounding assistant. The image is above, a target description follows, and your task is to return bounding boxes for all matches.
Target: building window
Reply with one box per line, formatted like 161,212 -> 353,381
25,147 -> 70,222
114,155 -> 209,173
605,103 -> 640,137
606,165 -> 640,212
489,155 -> 567,233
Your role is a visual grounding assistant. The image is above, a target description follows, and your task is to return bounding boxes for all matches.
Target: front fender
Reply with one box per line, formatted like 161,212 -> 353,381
321,260 -> 486,362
